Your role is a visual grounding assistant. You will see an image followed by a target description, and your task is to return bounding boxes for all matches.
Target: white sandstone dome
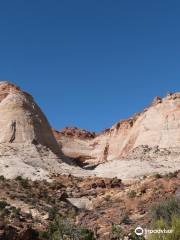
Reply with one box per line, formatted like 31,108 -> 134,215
0,81 -> 60,155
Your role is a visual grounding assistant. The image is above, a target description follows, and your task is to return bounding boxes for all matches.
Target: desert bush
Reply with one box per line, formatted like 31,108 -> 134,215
47,214 -> 95,240
128,229 -> 145,240
150,197 -> 180,225
149,215 -> 180,240
0,201 -> 8,210
48,206 -> 59,221
104,194 -> 111,201
79,229 -> 96,240
111,223 -> 124,239
165,171 -> 179,179
0,175 -> 5,181
121,213 -> 131,225
11,207 -> 21,218
127,190 -> 136,198
154,173 -> 162,179
111,177 -> 122,187
111,225 -> 146,240
149,197 -> 180,240
15,176 -> 30,188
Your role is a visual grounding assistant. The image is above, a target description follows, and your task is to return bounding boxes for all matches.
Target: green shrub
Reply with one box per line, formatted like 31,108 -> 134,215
104,194 -> 111,201
47,214 -> 95,240
15,176 -> 30,188
165,171 -> 179,179
121,214 -> 131,225
48,206 -> 62,221
80,229 -> 96,240
15,176 -> 23,181
149,215 -> 180,240
0,176 -> 5,181
111,177 -> 122,186
127,190 -> 137,198
149,197 -> 180,240
171,216 -> 180,240
129,229 -> 145,240
111,223 -> 124,239
0,201 -> 8,210
154,173 -> 162,179
11,207 -> 21,218
150,197 -> 180,225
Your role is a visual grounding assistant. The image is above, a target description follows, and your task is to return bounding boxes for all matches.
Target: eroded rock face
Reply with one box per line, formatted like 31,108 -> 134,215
0,81 -> 179,180
54,127 -> 96,139
118,93 -> 180,157
55,93 -> 180,168
53,128 -> 97,168
0,81 -> 63,180
0,81 -> 60,154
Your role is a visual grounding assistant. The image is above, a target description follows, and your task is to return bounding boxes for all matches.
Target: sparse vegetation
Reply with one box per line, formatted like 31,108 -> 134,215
121,213 -> 131,225
149,197 -> 180,240
111,223 -> 125,239
46,214 -> 95,240
104,194 -> 111,201
128,229 -> 145,240
0,175 -> 5,181
149,215 -> 180,240
154,173 -> 162,179
0,200 -> 8,210
15,176 -> 30,188
0,172 -> 179,239
165,171 -> 179,179
127,190 -> 137,198
150,197 -> 180,225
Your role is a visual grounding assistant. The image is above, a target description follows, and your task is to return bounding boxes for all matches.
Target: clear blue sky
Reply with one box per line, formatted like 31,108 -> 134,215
0,0 -> 180,132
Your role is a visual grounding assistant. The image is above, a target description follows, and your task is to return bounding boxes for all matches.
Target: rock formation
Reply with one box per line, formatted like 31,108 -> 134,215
0,81 -> 64,180
0,81 -> 60,153
54,93 -> 180,178
0,81 -> 179,180
53,127 -> 97,168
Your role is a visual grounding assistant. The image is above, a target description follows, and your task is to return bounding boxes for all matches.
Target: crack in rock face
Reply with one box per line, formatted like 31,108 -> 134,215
9,121 -> 16,143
